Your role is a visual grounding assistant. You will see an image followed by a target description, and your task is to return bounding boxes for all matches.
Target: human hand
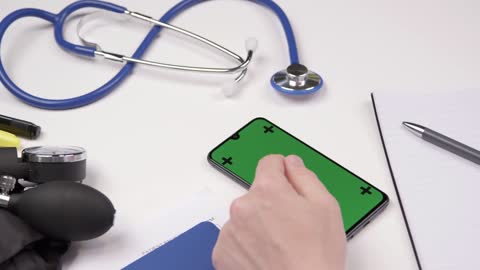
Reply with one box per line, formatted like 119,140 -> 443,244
212,155 -> 346,270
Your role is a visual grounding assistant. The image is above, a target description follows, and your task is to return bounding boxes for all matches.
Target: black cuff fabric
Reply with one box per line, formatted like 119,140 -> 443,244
0,210 -> 70,270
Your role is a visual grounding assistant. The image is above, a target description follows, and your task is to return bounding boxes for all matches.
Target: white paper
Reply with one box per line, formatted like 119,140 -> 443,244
373,90 -> 480,270
62,188 -> 229,270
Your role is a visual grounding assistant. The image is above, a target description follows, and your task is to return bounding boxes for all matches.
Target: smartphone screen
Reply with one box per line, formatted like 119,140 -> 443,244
208,118 -> 388,237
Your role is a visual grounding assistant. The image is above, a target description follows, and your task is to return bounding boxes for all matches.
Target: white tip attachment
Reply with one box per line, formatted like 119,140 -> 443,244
221,81 -> 240,97
245,38 -> 258,52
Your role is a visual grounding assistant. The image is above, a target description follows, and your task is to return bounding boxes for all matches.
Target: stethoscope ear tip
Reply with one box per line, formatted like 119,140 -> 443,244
270,64 -> 323,95
245,38 -> 258,52
221,81 -> 240,97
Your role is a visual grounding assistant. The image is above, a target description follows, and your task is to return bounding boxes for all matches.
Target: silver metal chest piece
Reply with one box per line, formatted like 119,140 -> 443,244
271,64 -> 323,95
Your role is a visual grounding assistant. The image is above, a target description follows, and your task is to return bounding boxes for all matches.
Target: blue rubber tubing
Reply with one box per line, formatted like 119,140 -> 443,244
0,0 -> 299,109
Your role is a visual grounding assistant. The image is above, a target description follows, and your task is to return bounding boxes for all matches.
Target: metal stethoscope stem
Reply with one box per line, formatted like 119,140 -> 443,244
93,10 -> 254,83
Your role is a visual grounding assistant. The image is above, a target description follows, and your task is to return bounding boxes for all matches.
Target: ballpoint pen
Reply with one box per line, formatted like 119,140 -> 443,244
403,122 -> 480,165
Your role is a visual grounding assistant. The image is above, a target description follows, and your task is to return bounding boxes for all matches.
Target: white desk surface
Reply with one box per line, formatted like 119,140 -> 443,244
1,0 -> 479,269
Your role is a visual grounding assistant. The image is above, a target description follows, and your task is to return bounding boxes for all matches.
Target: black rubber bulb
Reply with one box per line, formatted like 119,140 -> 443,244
8,182 -> 115,241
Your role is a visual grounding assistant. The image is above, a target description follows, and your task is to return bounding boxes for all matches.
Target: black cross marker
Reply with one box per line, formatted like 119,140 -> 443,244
222,157 -> 233,165
360,186 -> 372,195
263,126 -> 274,133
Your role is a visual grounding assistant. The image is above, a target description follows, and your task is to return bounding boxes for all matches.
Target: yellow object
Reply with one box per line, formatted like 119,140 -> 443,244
0,130 -> 20,148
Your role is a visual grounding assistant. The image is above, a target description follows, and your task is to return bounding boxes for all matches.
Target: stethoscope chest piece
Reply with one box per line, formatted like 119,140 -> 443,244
271,64 -> 323,95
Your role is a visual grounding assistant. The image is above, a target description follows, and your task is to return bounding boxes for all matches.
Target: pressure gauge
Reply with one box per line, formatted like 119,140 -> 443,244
22,146 -> 86,163
22,146 -> 87,183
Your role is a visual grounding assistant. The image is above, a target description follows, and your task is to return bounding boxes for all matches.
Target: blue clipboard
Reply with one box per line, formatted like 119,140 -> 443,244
123,221 -> 220,270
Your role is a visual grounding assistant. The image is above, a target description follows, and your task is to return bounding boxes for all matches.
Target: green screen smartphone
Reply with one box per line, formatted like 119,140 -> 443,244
208,117 -> 388,239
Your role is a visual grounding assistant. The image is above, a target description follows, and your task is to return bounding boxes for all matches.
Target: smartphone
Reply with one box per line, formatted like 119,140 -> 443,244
208,117 -> 388,239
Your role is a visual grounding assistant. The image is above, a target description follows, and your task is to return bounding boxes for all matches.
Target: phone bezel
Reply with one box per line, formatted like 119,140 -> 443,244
207,117 -> 389,239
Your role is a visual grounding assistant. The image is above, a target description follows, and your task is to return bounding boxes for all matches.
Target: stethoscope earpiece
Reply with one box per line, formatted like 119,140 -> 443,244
220,37 -> 259,98
271,64 -> 323,95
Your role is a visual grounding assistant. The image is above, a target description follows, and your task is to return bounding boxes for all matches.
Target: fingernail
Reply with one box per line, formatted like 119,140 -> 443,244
286,155 -> 304,167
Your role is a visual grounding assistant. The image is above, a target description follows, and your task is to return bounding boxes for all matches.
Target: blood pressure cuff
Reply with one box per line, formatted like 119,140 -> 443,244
0,210 -> 69,270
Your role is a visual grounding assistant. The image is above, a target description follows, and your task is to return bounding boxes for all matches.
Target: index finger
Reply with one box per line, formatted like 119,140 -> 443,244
251,155 -> 292,192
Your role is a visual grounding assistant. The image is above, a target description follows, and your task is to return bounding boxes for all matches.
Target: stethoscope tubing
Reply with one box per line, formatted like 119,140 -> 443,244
0,0 -> 299,110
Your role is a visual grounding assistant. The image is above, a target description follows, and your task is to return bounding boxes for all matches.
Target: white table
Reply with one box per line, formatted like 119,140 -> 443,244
1,0 -> 479,269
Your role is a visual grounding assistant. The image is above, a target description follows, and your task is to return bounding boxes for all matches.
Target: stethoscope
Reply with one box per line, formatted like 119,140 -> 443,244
0,0 -> 322,110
